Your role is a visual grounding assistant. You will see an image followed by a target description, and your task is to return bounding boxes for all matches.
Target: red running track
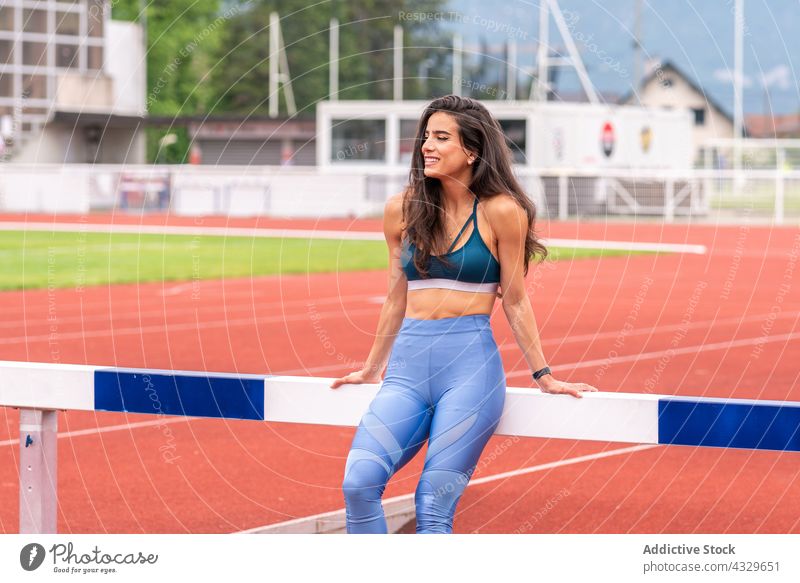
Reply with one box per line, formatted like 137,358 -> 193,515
0,218 -> 799,533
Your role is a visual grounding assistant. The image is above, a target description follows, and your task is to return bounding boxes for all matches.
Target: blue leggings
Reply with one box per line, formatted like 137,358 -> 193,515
342,314 -> 506,534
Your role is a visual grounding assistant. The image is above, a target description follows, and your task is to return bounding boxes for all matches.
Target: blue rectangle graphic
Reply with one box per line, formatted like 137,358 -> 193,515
658,399 -> 800,452
95,371 -> 264,421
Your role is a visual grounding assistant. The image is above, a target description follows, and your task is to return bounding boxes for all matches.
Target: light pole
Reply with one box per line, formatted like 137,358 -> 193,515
734,0 -> 744,183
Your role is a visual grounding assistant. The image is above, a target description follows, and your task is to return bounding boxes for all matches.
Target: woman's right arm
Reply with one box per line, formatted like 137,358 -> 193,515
330,192 -> 408,388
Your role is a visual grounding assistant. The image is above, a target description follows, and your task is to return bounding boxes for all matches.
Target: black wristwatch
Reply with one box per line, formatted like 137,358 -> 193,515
532,366 -> 552,381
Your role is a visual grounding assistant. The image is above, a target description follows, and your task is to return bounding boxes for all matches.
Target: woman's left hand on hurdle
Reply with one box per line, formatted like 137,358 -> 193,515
537,377 -> 598,399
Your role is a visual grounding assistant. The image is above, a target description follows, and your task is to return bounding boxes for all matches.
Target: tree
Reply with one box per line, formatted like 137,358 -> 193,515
113,0 -> 224,162
205,0 -> 450,117
112,1 -> 454,160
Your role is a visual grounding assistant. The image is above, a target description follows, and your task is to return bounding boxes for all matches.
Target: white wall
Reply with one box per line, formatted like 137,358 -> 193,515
12,125 -> 145,164
0,166 -> 387,217
316,100 -> 694,171
105,20 -> 147,115
0,166 -> 91,213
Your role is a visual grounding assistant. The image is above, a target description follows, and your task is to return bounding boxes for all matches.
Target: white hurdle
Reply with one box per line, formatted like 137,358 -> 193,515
1,360 -> 798,534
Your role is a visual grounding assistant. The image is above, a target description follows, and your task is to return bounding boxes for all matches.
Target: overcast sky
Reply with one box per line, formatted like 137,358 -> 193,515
442,0 -> 799,115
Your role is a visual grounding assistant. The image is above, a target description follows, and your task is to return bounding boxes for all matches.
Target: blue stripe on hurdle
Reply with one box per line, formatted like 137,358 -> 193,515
94,371 -> 265,421
658,398 -> 800,452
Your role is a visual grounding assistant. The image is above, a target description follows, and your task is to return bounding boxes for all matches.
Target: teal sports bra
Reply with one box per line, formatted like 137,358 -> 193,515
400,197 -> 501,294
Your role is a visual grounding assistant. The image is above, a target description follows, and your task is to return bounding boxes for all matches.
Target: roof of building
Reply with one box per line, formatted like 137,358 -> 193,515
619,60 -> 735,126
745,113 -> 800,138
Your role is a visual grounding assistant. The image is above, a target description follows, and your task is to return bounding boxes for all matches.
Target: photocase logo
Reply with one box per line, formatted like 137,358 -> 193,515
20,543 -> 46,571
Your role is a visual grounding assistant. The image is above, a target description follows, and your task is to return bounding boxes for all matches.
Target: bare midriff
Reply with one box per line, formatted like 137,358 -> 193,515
405,288 -> 498,319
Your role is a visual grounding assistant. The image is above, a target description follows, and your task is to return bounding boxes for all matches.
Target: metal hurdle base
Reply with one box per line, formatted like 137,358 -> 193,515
244,497 -> 416,534
18,409 -> 58,534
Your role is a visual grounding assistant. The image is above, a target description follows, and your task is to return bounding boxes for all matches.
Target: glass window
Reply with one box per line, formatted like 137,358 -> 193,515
56,11 -> 80,36
0,7 -> 14,31
692,107 -> 706,126
0,72 -> 13,97
56,43 -> 79,68
87,0 -> 104,38
331,119 -> 386,162
87,45 -> 103,70
22,9 -> 47,34
22,41 -> 48,66
498,119 -> 527,164
0,40 -> 13,65
21,74 -> 47,99
398,119 -> 419,164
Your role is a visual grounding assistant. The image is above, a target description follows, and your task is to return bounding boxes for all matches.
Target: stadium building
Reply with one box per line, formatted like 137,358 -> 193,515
0,0 -> 145,163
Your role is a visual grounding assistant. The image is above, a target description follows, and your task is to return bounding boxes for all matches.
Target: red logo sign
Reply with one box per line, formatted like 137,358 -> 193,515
601,122 -> 615,158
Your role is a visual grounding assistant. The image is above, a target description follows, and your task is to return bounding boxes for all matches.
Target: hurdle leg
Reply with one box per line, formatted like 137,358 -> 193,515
19,409 -> 58,534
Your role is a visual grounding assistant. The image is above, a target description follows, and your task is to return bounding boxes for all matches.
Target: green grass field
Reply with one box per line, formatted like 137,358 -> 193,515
0,231 -> 653,291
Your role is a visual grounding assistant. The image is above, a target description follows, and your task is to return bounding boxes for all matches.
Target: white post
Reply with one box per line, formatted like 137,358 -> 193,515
19,409 -> 58,534
664,176 -> 675,223
394,25 -> 403,101
535,0 -> 549,101
277,22 -> 296,116
329,17 -> 339,100
775,147 -> 785,224
558,173 -> 569,220
548,0 -> 599,103
452,34 -> 463,96
633,0 -> 643,101
703,147 -> 713,214
733,0 -> 744,185
269,12 -> 279,118
387,113 -> 398,167
506,40 -> 517,100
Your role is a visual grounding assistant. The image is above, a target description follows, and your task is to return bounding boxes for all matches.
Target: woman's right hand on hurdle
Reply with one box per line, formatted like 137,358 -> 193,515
330,368 -> 382,389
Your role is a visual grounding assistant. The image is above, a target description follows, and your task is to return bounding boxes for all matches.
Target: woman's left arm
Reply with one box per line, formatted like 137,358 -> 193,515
488,195 -> 598,399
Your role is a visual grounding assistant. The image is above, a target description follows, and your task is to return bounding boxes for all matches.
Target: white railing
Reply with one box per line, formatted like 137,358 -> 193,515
1,164 -> 798,223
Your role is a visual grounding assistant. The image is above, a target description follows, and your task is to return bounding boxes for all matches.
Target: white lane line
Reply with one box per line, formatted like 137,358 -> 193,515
0,417 -> 190,448
7,290 -> 797,351
546,238 -> 706,255
272,328 -> 800,377
0,221 -> 706,254
0,221 -> 385,240
159,282 -> 198,296
0,307 -> 380,345
506,330 -> 800,379
236,443 -> 658,533
0,293 -> 378,328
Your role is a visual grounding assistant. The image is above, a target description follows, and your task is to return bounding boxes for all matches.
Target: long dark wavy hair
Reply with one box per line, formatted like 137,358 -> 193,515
403,95 -> 547,278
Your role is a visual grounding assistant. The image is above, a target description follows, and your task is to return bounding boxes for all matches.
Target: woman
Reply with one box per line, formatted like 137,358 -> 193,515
330,95 -> 598,534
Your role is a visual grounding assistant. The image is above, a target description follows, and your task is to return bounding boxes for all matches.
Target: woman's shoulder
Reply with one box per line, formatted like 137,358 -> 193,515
480,193 -> 525,222
385,190 -> 406,211
385,190 -> 408,222
383,190 -> 408,240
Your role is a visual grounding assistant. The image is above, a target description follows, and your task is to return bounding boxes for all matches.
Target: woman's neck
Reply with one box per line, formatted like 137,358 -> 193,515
438,177 -> 474,215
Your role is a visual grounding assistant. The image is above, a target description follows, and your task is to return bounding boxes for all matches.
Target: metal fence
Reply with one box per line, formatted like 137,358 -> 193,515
1,164 -> 798,223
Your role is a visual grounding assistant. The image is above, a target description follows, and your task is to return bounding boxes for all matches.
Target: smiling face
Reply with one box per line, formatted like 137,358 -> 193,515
421,111 -> 475,182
